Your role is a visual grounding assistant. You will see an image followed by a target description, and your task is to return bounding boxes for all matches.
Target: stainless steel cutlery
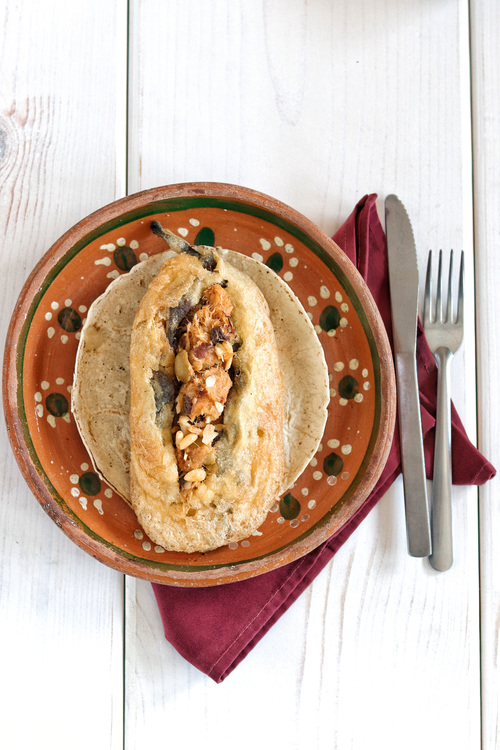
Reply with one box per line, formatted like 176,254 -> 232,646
385,195 -> 464,569
423,249 -> 465,571
385,195 -> 431,558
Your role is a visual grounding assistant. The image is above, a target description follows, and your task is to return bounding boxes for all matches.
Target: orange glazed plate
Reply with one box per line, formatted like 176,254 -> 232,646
3,183 -> 396,586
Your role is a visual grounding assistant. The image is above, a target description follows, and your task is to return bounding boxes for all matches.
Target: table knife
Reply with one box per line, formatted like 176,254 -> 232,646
385,194 -> 431,557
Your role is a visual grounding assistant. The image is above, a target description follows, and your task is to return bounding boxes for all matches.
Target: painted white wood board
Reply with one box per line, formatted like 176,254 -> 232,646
0,1 -> 127,748
125,2 -> 481,749
1,0 -> 495,747
470,0 -> 500,748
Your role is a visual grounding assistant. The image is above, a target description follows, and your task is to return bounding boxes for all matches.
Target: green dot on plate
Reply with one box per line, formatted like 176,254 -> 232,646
113,246 -> 138,272
57,307 -> 82,332
78,472 -> 101,496
319,305 -> 341,331
279,492 -> 301,520
323,452 -> 344,476
194,227 -> 215,246
265,252 -> 284,273
45,392 -> 69,417
338,375 -> 359,399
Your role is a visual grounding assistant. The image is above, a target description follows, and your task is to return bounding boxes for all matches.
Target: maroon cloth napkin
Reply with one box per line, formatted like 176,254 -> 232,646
152,194 -> 496,683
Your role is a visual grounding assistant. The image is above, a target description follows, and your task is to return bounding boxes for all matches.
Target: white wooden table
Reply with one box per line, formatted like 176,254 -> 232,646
1,1 -> 498,748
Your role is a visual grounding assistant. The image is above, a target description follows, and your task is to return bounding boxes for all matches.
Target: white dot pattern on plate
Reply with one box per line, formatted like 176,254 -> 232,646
320,285 -> 330,299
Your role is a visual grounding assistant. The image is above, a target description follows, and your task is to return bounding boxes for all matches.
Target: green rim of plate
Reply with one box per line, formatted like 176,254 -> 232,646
17,195 -> 382,573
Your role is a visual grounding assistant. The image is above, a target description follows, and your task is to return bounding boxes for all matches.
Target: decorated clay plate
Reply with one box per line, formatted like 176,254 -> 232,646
3,183 -> 395,586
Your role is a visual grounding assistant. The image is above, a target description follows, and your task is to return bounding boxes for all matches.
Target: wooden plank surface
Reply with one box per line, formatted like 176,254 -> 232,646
126,2 -> 481,749
470,1 -> 500,749
1,0 -> 496,748
0,2 -> 127,748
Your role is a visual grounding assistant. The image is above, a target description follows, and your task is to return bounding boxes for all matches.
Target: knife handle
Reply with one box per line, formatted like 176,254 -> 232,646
395,352 -> 432,557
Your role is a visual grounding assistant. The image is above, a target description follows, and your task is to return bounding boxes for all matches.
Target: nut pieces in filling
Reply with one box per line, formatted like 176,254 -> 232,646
171,283 -> 239,489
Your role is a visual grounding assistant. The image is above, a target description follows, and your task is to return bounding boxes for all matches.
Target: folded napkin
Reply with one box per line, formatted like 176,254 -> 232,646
152,194 -> 496,683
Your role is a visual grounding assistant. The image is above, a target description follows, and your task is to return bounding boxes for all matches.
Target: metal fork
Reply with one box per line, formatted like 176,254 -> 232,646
423,249 -> 464,571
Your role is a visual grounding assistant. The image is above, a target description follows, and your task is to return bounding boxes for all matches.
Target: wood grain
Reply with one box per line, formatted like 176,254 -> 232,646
0,2 -> 127,748
1,0 -> 496,747
470,1 -> 500,748
125,2 -> 480,749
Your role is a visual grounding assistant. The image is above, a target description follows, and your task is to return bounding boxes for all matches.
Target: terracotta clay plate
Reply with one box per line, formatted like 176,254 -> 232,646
3,183 -> 395,586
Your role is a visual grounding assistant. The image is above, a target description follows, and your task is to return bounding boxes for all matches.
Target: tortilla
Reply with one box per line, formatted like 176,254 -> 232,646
72,235 -> 330,529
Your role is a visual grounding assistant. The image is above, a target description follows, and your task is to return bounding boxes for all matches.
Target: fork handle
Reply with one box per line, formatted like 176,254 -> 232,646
429,346 -> 453,571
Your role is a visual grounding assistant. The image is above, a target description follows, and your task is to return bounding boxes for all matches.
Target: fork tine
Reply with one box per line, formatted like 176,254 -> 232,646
424,250 -> 433,324
446,250 -> 454,323
436,249 -> 443,322
457,250 -> 464,324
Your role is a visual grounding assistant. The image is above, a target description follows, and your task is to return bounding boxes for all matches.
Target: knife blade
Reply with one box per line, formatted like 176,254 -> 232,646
385,194 -> 431,557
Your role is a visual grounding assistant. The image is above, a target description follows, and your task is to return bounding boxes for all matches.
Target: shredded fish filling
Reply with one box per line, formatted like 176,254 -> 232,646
171,283 -> 238,486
